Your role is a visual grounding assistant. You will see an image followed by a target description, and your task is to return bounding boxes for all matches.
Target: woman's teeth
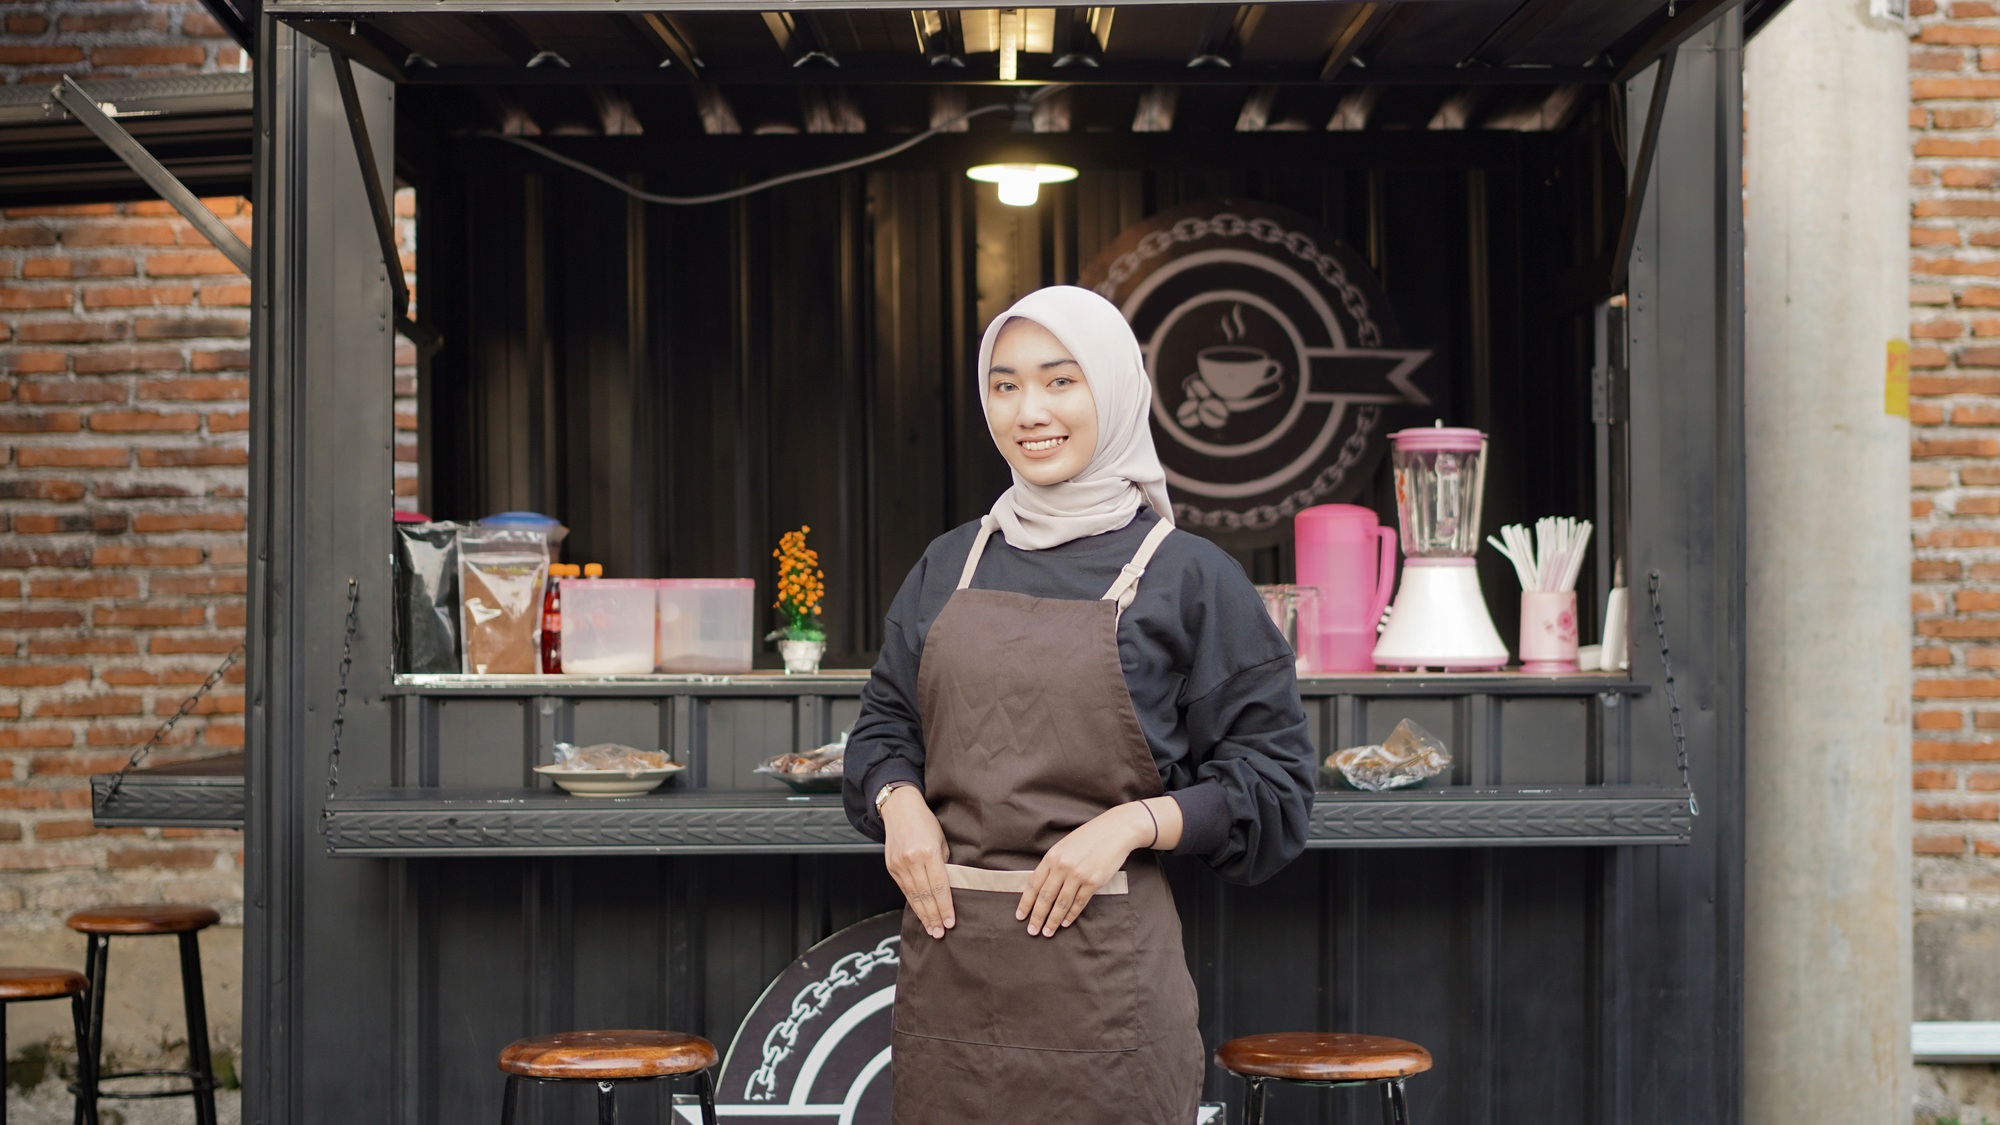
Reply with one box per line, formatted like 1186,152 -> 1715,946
1022,437 -> 1066,451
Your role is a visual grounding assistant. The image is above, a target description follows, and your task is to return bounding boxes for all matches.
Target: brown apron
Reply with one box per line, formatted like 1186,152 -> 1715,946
892,516 -> 1203,1124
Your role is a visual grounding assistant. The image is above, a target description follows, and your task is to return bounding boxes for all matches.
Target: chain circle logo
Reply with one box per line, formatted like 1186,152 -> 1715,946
1081,201 -> 1436,535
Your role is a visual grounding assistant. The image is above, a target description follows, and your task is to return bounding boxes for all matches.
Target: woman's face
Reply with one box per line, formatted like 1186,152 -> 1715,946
987,318 -> 1100,486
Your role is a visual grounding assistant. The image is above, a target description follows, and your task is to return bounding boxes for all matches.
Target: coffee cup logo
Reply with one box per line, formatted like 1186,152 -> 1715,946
1177,305 -> 1288,430
1082,200 -> 1439,537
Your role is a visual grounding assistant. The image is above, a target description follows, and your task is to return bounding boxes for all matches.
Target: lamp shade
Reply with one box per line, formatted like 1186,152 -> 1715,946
965,161 -> 1078,206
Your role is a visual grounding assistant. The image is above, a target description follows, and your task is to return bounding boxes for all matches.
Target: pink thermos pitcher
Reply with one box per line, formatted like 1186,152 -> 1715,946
1294,504 -> 1397,673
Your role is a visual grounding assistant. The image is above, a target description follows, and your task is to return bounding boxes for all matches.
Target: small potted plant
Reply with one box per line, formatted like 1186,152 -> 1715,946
767,525 -> 827,674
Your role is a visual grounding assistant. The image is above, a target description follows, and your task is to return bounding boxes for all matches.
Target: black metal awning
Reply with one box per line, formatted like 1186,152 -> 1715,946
0,73 -> 253,208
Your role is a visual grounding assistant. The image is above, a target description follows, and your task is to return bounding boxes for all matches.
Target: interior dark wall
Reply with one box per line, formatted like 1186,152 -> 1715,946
412,109 -> 1620,666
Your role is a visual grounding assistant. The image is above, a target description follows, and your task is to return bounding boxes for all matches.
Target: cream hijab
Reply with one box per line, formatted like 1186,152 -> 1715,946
976,286 -> 1175,550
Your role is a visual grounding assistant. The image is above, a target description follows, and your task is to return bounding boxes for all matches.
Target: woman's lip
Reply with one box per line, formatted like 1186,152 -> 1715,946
1017,435 -> 1068,458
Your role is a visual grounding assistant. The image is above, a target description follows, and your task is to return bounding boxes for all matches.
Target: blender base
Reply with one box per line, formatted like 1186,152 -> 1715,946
1372,559 -> 1510,671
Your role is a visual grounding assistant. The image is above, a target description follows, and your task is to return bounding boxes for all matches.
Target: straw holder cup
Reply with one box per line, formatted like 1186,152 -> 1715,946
1518,590 -> 1580,673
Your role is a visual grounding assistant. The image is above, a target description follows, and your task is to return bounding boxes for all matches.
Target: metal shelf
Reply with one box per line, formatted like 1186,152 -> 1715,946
312,784 -> 1691,857
91,754 -> 246,829
389,671 -> 1645,698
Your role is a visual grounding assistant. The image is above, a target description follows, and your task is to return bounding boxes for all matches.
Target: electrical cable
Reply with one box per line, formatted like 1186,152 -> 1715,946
478,96 -> 1041,206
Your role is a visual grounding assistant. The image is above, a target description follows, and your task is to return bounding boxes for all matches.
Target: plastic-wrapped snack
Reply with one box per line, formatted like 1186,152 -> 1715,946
755,732 -> 847,790
1327,718 -> 1452,791
550,741 -> 675,776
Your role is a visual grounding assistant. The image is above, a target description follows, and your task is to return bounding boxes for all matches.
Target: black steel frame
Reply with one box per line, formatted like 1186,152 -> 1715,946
240,9 -> 1748,1124
0,988 -> 98,1125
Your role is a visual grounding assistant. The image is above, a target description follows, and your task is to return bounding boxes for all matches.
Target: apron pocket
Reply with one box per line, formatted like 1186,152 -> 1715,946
896,888 -> 1143,1052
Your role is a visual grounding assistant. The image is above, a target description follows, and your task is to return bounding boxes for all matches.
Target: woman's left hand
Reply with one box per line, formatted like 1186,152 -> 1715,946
1018,802 -> 1155,937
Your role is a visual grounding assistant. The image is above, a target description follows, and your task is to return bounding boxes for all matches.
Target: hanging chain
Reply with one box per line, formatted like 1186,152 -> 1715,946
323,578 -> 360,817
100,641 -> 246,806
1647,570 -> 1699,817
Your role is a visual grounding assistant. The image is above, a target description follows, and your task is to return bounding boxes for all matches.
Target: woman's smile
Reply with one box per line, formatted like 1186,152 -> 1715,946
1019,435 -> 1068,456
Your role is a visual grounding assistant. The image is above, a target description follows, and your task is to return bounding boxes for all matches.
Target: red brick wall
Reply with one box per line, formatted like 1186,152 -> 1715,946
1910,0 -> 2000,895
0,198 -> 253,915
0,4 -> 419,931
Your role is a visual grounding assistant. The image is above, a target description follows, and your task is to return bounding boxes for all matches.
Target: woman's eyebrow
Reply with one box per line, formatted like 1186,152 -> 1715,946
1040,358 -> 1081,369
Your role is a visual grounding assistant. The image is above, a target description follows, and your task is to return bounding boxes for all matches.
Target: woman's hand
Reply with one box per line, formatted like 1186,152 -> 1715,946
1017,801 -> 1160,937
882,785 -> 954,939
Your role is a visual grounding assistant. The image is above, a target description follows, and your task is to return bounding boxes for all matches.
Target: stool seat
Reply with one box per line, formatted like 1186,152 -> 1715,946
1216,1033 -> 1433,1084
66,904 -> 220,935
0,967 -> 87,1002
499,1030 -> 718,1081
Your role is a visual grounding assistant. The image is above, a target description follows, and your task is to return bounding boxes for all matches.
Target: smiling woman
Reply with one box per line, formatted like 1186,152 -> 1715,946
843,285 -> 1317,1124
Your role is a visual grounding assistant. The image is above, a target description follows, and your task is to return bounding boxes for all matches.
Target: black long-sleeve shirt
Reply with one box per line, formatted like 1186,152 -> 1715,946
842,507 -> 1315,885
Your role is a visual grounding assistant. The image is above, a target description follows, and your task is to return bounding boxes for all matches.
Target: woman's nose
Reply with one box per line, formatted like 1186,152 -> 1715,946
1017,389 -> 1053,425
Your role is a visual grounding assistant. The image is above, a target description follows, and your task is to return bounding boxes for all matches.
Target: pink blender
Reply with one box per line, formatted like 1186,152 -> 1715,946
1294,505 -> 1396,673
1372,425 -> 1509,671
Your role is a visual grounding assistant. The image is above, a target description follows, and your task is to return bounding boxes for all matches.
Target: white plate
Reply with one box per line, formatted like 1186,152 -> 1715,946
534,763 -> 684,797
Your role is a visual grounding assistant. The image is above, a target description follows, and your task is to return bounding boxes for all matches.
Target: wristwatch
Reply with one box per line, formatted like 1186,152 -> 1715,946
874,781 -> 912,815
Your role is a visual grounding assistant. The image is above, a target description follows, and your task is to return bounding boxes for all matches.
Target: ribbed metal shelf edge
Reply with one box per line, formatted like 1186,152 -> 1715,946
314,786 -> 1692,856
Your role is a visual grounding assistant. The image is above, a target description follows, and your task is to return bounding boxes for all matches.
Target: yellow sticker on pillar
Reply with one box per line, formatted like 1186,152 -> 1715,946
1887,339 -> 1910,418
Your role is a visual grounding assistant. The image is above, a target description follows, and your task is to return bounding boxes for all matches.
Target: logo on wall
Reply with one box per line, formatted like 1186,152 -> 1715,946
1081,200 -> 1437,535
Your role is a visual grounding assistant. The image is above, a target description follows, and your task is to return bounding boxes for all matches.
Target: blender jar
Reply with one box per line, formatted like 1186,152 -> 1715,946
1390,427 -> 1488,557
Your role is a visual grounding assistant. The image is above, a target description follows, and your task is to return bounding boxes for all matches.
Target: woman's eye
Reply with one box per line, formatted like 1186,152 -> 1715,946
993,381 -> 1017,393
1050,376 -> 1074,388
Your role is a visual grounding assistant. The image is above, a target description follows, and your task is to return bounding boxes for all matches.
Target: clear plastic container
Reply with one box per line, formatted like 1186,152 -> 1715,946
656,579 -> 755,674
559,579 -> 658,674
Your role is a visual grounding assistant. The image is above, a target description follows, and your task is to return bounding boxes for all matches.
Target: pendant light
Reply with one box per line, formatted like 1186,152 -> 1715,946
965,126 -> 1078,207
966,161 -> 1077,206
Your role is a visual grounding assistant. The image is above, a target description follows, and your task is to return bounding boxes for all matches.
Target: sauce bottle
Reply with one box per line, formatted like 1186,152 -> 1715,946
541,563 -> 578,673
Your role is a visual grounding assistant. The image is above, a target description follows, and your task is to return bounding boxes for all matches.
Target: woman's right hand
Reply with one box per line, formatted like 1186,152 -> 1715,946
882,785 -> 954,939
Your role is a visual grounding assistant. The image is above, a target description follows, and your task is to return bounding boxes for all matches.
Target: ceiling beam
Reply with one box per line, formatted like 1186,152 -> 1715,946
912,10 -> 967,67
1318,3 -> 1387,81
1462,0 -> 1580,68
1133,85 -> 1178,132
627,13 -> 701,74
800,87 -> 866,133
763,11 -> 842,67
390,59 -> 1614,88
1189,4 -> 1267,68
1235,85 -> 1278,131
1052,7 -> 1103,68
463,14 -> 560,68
1614,0 -> 1745,83
588,88 -> 644,135
691,86 -> 740,135
1325,87 -> 1378,131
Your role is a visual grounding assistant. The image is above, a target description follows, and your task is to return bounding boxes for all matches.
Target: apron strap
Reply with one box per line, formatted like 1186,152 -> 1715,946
1101,518 -> 1176,617
956,516 -> 999,591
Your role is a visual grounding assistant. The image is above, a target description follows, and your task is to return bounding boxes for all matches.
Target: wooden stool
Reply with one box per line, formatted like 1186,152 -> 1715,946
0,968 -> 96,1125
498,1030 -> 719,1125
67,904 -> 221,1125
1215,1032 -> 1432,1125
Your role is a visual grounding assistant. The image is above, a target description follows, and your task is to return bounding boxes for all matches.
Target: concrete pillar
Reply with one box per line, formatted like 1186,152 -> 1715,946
1744,1 -> 1911,1122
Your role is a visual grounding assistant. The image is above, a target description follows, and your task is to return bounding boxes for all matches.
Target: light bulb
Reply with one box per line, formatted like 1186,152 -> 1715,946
996,169 -> 1040,206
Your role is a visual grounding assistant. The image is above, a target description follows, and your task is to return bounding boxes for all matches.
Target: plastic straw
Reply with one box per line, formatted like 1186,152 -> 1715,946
1489,517 -> 1593,592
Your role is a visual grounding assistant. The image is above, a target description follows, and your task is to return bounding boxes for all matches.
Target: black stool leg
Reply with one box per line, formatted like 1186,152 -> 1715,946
69,990 -> 98,1125
82,936 -> 107,1115
596,1079 -> 618,1125
177,933 -> 217,1125
499,1075 -> 519,1125
4,999 -> 10,1125
1379,1077 -> 1411,1125
696,1068 -> 718,1125
1242,1075 -> 1268,1125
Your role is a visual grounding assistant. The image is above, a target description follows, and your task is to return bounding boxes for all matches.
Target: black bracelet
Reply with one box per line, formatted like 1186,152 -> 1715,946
1140,800 -> 1159,849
